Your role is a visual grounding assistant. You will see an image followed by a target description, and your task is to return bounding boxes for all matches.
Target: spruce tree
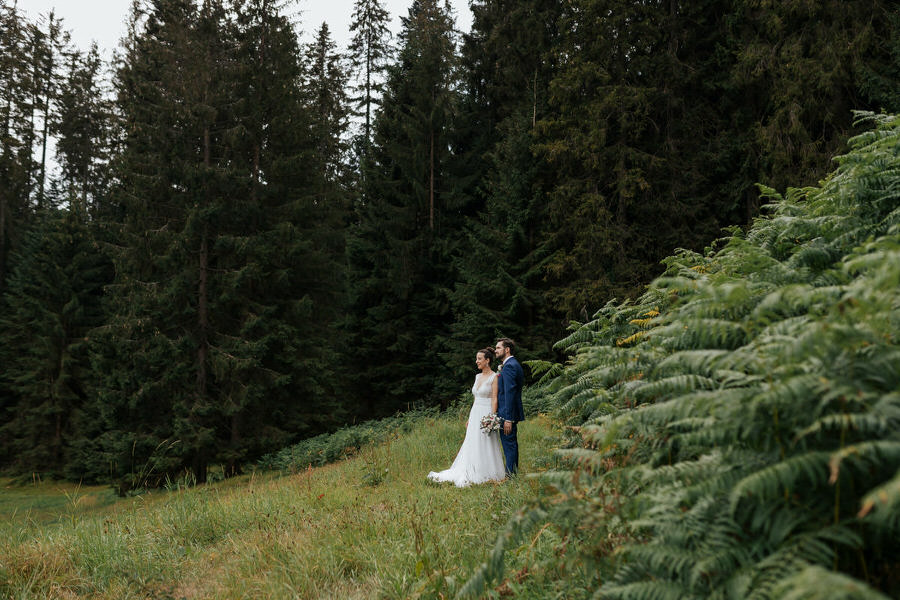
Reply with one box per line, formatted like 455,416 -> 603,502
98,0 -> 223,486
729,0 -> 900,212
303,22 -> 351,196
347,0 -> 392,152
443,0 -> 563,377
0,1 -> 32,291
346,0 -> 461,413
51,44 -> 113,216
96,0 -> 347,487
538,0 -> 897,317
444,113 -> 555,380
0,210 -> 111,477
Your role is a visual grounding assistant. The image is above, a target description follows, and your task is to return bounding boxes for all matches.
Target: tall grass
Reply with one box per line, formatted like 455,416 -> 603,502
1,408 -> 563,599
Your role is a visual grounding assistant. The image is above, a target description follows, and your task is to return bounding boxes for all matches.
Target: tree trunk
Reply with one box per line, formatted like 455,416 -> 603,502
1,89 -> 10,291
81,156 -> 89,215
429,130 -> 435,230
252,143 -> 260,203
194,127 -> 212,485
38,32 -> 55,213
365,45 -> 372,146
226,414 -> 242,477
0,192 -> 7,292
38,98 -> 49,210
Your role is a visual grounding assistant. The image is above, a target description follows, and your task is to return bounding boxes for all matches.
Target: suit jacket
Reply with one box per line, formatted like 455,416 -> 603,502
497,356 -> 525,423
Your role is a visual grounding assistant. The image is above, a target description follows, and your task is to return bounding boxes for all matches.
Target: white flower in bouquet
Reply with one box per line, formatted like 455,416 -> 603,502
479,412 -> 502,434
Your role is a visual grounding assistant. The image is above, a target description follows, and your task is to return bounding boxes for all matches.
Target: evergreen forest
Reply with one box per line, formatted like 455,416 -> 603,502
1,0 -> 898,506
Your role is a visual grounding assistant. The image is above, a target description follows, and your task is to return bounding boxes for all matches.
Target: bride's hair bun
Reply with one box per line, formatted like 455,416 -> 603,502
480,347 -> 495,361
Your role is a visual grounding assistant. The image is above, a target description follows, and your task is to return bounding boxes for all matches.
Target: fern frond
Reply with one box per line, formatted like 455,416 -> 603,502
730,451 -> 831,512
745,526 -> 860,600
753,374 -> 824,415
555,447 -> 605,470
772,564 -> 894,600
656,318 -> 748,351
558,387 -> 614,420
537,469 -> 594,494
617,330 -> 648,347
858,467 -> 900,525
688,520 -> 755,589
619,543 -> 702,584
796,408 -> 899,441
787,239 -> 841,271
844,248 -> 900,278
629,316 -> 658,328
455,506 -> 550,599
554,324 -> 601,352
525,359 -> 565,385
629,374 -> 718,403
751,284 -> 844,321
828,440 -> 900,485
656,349 -> 730,376
598,580 -> 694,600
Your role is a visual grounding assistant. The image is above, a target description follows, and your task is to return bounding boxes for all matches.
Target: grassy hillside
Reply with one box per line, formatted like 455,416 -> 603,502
1,409 -> 562,599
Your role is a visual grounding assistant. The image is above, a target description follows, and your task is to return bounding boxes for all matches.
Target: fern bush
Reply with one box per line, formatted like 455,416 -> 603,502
462,113 -> 900,599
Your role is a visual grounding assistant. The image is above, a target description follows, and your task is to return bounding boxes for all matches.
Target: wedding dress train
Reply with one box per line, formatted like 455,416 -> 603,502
427,372 -> 506,486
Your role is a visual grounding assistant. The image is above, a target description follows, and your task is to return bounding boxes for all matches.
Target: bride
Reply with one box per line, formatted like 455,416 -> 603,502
428,347 -> 506,486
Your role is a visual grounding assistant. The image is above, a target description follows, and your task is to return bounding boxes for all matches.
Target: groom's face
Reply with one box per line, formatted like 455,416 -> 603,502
495,342 -> 508,360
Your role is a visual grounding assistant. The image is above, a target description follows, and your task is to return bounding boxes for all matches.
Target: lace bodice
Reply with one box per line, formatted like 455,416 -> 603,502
472,372 -> 496,400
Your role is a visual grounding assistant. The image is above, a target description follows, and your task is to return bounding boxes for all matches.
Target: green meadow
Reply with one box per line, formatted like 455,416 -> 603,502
0,411 -> 565,599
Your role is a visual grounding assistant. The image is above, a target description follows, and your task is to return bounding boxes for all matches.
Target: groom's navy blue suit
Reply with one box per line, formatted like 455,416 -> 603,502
497,356 -> 525,475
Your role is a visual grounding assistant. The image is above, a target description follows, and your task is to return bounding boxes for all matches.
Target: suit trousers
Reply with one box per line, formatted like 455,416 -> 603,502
500,421 -> 518,475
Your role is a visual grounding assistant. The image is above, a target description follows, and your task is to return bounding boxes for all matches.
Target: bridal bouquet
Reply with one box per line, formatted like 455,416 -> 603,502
479,412 -> 502,434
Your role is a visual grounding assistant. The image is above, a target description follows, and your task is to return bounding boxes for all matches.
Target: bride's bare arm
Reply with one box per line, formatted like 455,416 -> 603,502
491,375 -> 499,413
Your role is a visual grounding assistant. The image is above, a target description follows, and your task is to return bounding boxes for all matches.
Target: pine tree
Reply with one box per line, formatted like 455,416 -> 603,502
96,0 -> 348,487
0,210 -> 111,476
728,0 -> 900,216
537,0 -> 897,317
346,0 -> 461,413
28,10 -> 67,210
347,0 -> 392,152
0,1 -> 32,291
303,22 -> 351,196
51,43 -> 113,216
443,0 -> 563,377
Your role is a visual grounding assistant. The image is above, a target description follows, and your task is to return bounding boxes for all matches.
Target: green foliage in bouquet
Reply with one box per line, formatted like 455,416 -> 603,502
461,113 -> 900,599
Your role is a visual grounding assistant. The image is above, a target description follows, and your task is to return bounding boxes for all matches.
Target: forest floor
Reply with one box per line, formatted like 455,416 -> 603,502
0,411 -> 565,599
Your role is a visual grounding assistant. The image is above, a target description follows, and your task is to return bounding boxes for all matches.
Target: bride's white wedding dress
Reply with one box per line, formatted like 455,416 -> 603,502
427,372 -> 506,486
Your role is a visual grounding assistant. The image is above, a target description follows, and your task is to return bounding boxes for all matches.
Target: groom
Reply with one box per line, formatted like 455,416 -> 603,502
495,337 -> 525,476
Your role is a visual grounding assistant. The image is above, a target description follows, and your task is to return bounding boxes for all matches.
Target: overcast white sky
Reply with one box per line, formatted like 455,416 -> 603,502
18,0 -> 473,59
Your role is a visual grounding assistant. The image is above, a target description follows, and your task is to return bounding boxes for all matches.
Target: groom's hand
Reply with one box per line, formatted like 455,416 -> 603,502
503,420 -> 513,435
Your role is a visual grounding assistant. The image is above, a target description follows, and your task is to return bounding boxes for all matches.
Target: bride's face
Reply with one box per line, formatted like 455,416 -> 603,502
475,352 -> 490,370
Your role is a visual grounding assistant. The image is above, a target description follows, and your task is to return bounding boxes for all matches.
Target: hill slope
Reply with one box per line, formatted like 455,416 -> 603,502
1,410 -> 559,599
